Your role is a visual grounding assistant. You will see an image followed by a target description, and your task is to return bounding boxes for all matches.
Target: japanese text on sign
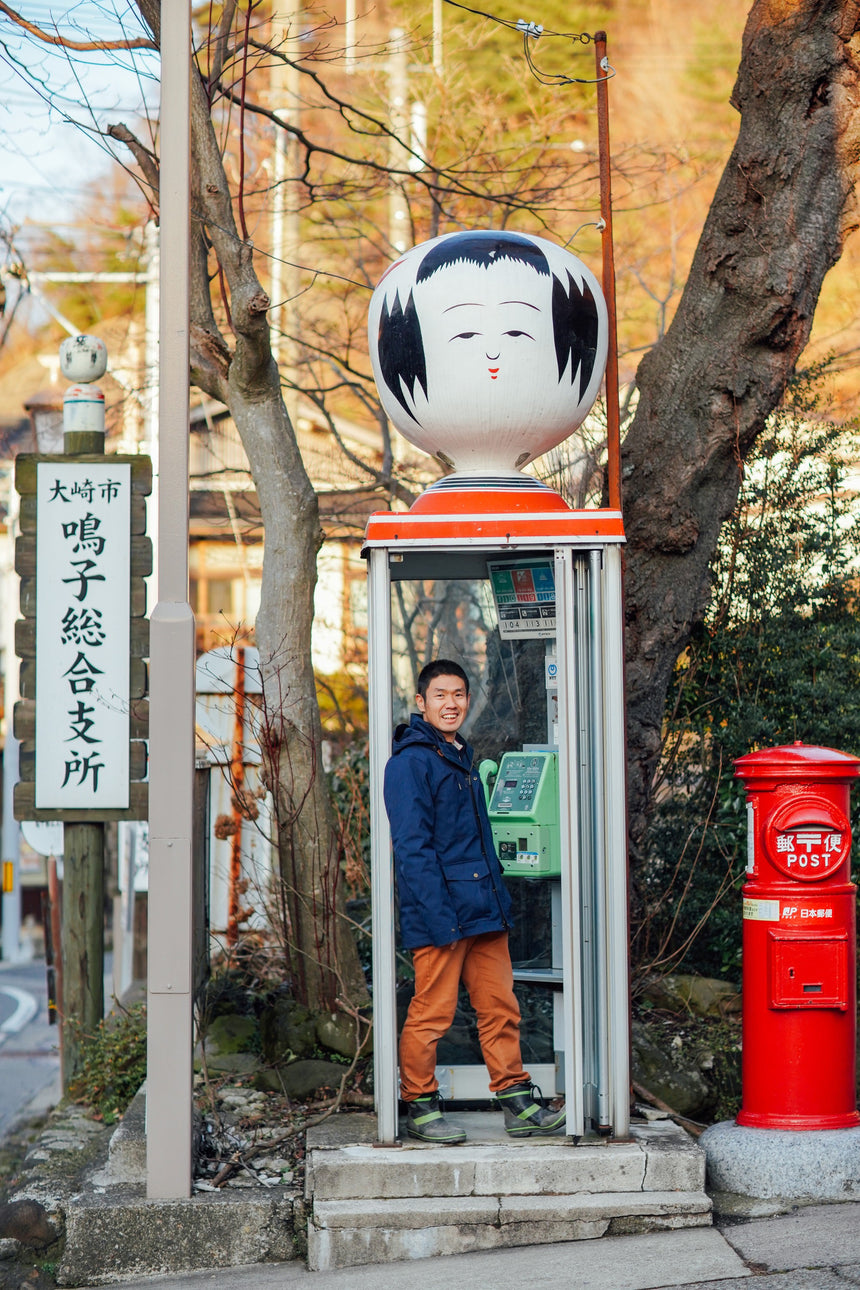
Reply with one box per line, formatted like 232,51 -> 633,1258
775,829 -> 842,870
35,463 -> 131,808
780,905 -> 834,921
742,898 -> 834,921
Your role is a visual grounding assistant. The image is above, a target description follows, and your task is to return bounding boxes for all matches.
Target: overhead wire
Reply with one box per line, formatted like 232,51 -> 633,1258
441,0 -> 615,85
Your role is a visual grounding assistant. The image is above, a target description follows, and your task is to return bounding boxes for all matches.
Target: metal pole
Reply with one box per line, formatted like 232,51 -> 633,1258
1,468 -> 21,961
574,555 -> 596,1125
147,4 -> 195,1199
595,32 -> 621,514
555,547 -> 585,1138
602,544 -> 630,1137
595,32 -> 630,1135
588,549 -> 611,1129
367,547 -> 397,1142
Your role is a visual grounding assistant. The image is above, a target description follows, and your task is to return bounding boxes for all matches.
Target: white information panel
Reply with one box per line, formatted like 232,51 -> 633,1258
488,558 -> 556,639
35,462 -> 131,808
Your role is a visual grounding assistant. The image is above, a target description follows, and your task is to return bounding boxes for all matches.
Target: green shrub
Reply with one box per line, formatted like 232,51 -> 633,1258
639,370 -> 860,982
67,1003 -> 147,1124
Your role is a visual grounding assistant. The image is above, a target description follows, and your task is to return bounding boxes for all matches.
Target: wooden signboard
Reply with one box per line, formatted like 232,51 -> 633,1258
13,453 -> 152,822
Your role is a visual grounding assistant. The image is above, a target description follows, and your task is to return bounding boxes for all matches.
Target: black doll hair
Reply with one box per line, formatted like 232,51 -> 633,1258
376,231 -> 600,425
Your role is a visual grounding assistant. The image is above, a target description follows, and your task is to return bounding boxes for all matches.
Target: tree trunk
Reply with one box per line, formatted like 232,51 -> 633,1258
231,373 -> 367,1012
137,0 -> 368,1013
622,0 -> 860,870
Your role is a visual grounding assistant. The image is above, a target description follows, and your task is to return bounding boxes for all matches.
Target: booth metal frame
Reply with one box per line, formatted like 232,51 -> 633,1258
364,495 -> 629,1143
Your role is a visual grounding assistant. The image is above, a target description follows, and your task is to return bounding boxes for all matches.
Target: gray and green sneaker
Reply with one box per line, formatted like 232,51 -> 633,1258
404,1094 -> 467,1144
497,1082 -> 566,1137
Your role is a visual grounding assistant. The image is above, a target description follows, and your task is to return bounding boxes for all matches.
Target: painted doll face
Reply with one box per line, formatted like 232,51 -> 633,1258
368,230 -> 608,474
408,259 -> 560,443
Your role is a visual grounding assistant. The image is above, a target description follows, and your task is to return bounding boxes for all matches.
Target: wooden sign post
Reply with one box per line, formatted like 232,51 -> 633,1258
13,337 -> 151,1086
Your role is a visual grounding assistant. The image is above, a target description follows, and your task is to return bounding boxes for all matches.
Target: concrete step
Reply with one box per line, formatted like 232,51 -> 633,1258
307,1119 -> 706,1202
307,1189 -> 712,1271
306,1115 -> 711,1271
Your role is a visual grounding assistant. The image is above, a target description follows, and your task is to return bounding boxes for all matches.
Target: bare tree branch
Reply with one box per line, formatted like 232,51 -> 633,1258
106,123 -> 158,200
0,0 -> 155,50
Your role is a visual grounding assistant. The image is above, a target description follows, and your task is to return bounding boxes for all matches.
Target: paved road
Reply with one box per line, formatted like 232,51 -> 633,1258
3,960 -> 856,1290
0,958 -> 60,1139
73,1202 -> 860,1290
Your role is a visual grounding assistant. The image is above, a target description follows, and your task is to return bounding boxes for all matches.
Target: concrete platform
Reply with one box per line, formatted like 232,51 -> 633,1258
60,1188 -> 298,1287
69,1203 -> 860,1290
701,1120 -> 860,1202
7,1093 -> 710,1282
305,1112 -> 711,1271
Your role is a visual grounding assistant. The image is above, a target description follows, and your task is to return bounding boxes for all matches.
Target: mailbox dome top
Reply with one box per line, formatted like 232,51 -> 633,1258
735,741 -> 860,781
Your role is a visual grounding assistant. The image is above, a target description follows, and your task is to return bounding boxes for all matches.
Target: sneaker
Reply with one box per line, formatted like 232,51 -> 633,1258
497,1082 -> 566,1137
404,1094 -> 467,1144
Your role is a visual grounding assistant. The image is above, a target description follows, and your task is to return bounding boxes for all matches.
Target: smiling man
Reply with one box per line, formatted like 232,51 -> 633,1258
383,658 -> 566,1144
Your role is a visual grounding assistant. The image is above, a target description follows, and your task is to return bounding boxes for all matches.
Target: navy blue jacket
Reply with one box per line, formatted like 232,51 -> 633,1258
383,714 -> 513,949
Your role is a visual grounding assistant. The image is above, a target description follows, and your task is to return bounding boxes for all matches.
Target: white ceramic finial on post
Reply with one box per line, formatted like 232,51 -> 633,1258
59,335 -> 107,440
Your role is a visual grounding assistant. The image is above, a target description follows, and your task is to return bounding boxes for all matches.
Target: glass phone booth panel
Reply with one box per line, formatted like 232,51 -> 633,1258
390,553 -> 561,1103
368,538 -> 629,1145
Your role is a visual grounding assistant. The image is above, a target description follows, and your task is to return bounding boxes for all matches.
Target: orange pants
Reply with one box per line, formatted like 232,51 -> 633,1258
399,930 -> 529,1100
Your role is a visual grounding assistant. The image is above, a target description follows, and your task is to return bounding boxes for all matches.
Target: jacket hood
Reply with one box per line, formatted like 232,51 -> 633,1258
391,712 -> 473,762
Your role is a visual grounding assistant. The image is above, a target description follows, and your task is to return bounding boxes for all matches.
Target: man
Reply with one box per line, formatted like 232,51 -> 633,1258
383,658 -> 566,1144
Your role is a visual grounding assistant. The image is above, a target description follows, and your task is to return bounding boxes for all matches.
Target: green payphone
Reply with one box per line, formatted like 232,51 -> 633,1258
480,750 -> 561,877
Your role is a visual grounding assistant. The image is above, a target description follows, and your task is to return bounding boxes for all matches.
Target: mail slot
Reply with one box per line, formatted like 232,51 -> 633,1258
768,930 -> 849,1010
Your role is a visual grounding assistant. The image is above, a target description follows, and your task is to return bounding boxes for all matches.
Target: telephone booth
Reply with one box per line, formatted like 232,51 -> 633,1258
364,479 -> 629,1142
363,229 -> 629,1144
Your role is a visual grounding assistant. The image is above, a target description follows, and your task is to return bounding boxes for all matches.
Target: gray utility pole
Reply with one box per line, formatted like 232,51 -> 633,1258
146,4 -> 195,1200
388,28 -> 410,256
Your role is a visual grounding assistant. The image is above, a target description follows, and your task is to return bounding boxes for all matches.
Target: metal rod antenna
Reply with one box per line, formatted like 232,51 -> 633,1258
595,31 -> 621,514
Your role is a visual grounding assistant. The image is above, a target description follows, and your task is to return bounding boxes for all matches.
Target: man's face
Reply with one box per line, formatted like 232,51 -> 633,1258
416,674 -> 470,742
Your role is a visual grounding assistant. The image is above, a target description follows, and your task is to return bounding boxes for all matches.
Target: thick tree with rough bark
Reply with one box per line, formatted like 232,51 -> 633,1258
621,0 -> 860,881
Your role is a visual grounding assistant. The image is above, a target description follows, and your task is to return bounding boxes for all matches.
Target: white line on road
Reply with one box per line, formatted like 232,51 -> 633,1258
0,986 -> 38,1033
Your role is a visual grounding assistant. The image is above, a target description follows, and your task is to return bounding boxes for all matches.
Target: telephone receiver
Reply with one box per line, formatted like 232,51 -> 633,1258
478,758 -> 499,808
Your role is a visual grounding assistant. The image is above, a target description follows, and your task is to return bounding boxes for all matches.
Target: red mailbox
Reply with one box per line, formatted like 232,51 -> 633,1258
735,742 -> 860,1129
